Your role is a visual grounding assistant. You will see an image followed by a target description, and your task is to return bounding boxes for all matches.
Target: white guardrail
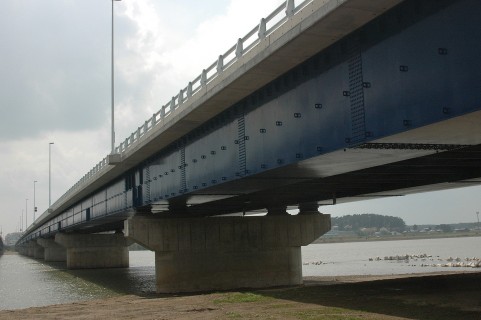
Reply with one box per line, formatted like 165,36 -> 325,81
52,0 -> 312,211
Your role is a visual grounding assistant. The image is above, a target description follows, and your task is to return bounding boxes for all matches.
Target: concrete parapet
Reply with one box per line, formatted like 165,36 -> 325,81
55,233 -> 131,269
37,238 -> 67,262
126,214 -> 330,292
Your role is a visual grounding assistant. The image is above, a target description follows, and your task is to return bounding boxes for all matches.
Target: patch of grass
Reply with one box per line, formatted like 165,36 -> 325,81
284,307 -> 362,320
266,303 -> 294,309
214,292 -> 269,304
225,311 -> 243,319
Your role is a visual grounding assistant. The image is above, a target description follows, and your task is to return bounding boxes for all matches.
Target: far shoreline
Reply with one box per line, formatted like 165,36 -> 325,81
314,231 -> 481,244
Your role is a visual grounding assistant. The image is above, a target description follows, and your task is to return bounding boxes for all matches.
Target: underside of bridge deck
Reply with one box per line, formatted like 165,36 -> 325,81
177,143 -> 481,216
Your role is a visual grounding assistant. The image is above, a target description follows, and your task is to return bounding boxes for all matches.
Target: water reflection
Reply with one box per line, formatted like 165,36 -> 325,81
0,251 -> 156,310
62,265 -> 156,295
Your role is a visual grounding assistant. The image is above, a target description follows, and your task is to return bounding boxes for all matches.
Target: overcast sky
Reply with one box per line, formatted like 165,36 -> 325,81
1,0 -> 480,236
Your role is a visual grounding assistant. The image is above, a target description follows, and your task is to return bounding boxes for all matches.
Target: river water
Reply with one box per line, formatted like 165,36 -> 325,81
1,236 -> 480,310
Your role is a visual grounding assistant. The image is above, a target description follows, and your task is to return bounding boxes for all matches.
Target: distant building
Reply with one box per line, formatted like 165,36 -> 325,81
5,232 -> 23,246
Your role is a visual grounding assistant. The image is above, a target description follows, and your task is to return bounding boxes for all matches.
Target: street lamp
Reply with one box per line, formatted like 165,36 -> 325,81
33,180 -> 37,222
25,198 -> 28,227
111,0 -> 122,154
49,142 -> 54,207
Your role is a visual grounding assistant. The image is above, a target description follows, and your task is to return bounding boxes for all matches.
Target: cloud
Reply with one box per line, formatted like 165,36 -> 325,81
0,127 -> 109,217
0,0 -> 287,235
0,0 -> 285,142
112,0 -> 286,140
0,0 -> 114,141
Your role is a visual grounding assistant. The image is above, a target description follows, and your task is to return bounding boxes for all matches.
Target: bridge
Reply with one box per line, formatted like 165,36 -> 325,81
16,0 -> 481,292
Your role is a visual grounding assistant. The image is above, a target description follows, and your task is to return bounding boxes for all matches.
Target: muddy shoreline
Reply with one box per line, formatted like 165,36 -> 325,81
1,272 -> 480,319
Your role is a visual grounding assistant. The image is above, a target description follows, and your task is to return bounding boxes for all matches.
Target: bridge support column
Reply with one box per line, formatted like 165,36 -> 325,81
15,244 -> 26,256
25,242 -> 33,257
33,243 -> 45,259
37,238 -> 66,262
26,241 -> 44,259
55,233 -> 130,269
126,213 -> 330,293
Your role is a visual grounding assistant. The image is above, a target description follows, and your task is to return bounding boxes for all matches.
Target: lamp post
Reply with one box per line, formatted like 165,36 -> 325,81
25,198 -> 28,227
33,180 -> 37,222
49,142 -> 54,207
111,0 -> 122,154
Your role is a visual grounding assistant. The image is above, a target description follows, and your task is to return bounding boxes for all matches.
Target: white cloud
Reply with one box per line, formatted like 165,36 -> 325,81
0,0 -> 112,140
0,127 -> 109,219
113,0 -> 286,141
0,0 -> 286,235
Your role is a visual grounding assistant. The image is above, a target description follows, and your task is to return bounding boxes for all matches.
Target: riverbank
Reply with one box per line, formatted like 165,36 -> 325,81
1,271 -> 480,319
315,231 -> 481,244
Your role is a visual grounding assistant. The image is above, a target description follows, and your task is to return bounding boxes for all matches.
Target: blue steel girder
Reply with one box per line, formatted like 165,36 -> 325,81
22,0 -> 481,242
140,0 -> 481,209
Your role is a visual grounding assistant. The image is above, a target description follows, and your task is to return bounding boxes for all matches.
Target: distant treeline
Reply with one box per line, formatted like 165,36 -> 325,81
332,214 -> 406,232
410,222 -> 480,232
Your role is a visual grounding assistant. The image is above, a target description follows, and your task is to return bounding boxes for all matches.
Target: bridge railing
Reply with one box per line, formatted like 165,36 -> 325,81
50,0 -> 313,217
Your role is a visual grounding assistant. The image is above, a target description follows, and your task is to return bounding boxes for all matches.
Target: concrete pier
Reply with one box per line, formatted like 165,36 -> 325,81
55,233 -> 130,269
33,242 -> 45,259
37,238 -> 66,262
16,243 -> 27,256
23,241 -> 45,259
126,213 -> 330,293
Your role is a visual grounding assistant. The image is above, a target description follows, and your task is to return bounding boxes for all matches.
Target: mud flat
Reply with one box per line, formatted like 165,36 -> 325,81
0,272 -> 480,319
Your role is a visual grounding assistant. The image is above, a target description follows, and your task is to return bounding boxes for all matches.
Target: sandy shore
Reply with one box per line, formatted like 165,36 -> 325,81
1,272 -> 480,319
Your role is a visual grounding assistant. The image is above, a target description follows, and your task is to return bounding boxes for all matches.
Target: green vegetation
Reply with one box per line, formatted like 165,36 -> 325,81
321,213 -> 481,243
332,213 -> 406,233
225,311 -> 243,319
437,224 -> 453,232
214,292 -> 269,304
